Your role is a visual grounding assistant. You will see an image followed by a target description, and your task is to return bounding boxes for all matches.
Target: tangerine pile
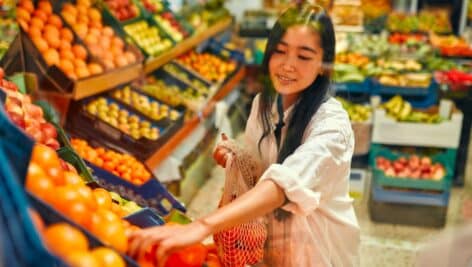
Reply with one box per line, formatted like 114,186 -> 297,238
38,219 -> 126,267
61,0 -> 137,70
26,144 -> 140,254
177,51 -> 237,82
16,0 -> 102,80
71,138 -> 152,185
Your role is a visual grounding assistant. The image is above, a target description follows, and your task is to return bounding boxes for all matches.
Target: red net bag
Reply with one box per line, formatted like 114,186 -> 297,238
213,140 -> 267,267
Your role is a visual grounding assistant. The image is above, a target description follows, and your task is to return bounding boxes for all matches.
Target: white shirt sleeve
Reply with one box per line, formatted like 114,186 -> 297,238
258,108 -> 353,216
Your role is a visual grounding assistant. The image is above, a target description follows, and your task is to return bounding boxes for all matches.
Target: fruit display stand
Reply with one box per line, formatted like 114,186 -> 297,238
143,17 -> 232,73
371,103 -> 463,149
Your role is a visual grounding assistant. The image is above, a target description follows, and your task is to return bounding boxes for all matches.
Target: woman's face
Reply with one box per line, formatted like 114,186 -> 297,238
268,25 -> 324,97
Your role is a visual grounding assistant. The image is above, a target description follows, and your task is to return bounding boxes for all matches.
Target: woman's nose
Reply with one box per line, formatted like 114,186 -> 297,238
282,62 -> 295,72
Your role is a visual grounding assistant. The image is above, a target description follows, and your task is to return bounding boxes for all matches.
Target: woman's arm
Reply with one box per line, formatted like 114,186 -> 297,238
128,179 -> 285,261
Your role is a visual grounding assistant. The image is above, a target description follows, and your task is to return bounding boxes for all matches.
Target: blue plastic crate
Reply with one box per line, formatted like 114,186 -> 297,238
124,207 -> 165,228
373,80 -> 439,109
371,182 -> 449,207
89,162 -> 186,216
333,79 -> 372,94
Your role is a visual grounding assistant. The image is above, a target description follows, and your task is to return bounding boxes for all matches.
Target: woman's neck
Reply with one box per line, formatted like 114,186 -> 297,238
281,93 -> 300,111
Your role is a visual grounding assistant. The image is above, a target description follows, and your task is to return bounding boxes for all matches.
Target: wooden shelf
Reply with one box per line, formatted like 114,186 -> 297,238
143,18 -> 233,74
145,67 -> 245,169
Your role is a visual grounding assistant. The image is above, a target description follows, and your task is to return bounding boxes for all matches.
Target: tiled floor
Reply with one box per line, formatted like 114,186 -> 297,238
186,134 -> 472,267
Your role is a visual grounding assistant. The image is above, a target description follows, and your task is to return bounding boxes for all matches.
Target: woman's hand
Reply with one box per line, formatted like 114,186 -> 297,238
213,133 -> 233,168
127,220 -> 212,266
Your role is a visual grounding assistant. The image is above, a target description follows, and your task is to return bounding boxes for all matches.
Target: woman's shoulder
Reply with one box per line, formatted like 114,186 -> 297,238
308,96 -> 352,136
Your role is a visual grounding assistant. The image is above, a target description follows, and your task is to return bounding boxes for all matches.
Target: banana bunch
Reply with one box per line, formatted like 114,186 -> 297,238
336,97 -> 372,122
381,95 -> 442,123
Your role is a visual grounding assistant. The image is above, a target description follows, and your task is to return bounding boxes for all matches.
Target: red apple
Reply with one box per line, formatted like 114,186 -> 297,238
393,161 -> 404,172
420,156 -> 432,166
385,167 -> 396,177
44,137 -> 60,150
40,122 -> 58,139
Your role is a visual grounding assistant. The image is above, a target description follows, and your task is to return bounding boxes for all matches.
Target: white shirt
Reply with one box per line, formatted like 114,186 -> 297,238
244,94 -> 360,267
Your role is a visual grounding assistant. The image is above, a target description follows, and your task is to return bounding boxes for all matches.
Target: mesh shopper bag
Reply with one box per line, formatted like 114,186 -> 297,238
213,140 -> 267,267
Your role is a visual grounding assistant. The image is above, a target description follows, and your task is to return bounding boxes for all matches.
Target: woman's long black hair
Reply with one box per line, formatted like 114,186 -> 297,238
257,2 -> 336,164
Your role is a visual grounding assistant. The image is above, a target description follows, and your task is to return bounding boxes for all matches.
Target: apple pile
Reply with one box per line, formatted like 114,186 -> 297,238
141,0 -> 164,13
154,12 -> 190,42
0,70 -> 60,150
16,0 -> 102,80
104,0 -> 140,22
60,1 -> 137,70
376,155 -> 445,180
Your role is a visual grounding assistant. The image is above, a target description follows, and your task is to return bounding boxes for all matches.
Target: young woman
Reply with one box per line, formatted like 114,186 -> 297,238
129,2 -> 360,266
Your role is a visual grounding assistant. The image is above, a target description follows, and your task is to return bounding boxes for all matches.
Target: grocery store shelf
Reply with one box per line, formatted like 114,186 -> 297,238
145,67 -> 245,169
144,18 -> 233,74
73,62 -> 142,100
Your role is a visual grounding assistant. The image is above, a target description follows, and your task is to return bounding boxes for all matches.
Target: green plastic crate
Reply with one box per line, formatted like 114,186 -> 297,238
369,144 -> 456,191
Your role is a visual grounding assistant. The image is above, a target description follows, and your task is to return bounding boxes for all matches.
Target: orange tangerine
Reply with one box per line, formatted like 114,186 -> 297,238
38,1 -> 53,15
72,44 -> 87,60
60,49 -> 75,61
33,9 -> 48,22
47,15 -> 63,28
30,17 -> 45,30
44,48 -> 60,66
59,59 -> 75,75
32,36 -> 49,53
60,28 -> 74,43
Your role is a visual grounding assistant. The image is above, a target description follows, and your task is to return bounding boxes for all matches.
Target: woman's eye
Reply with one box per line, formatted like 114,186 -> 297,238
274,49 -> 285,54
298,55 -> 312,60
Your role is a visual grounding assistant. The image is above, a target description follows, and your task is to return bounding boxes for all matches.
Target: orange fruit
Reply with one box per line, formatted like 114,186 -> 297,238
62,3 -> 77,17
102,26 -> 114,37
26,170 -> 53,200
73,59 -> 87,69
60,49 -> 75,61
88,44 -> 103,57
63,171 -> 85,186
32,144 -> 61,170
32,36 -> 49,53
84,34 -> 98,45
74,24 -> 88,39
77,5 -> 88,16
30,17 -> 45,30
59,41 -> 71,52
115,57 -> 128,68
60,28 -> 74,43
45,166 -> 65,186
92,188 -> 112,210
76,66 -> 90,79
91,247 -> 125,267
72,44 -> 87,60
50,185 -> 81,212
29,26 -> 42,38
88,27 -> 101,37
111,45 -> 123,56
65,251 -> 101,267
89,20 -> 103,29
32,9 -> 48,22
19,0 -> 34,13
88,63 -> 103,75
77,15 -> 89,26
44,48 -> 60,65
38,1 -> 53,15
76,185 -> 97,211
17,7 -> 31,22
62,12 -> 77,25
64,201 -> 90,226
59,58 -> 74,74
44,32 -> 61,49
88,8 -> 102,22
77,0 -> 92,8
44,223 -> 89,257
111,37 -> 124,49
43,24 -> 60,38
47,15 -> 63,28
103,59 -> 115,70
